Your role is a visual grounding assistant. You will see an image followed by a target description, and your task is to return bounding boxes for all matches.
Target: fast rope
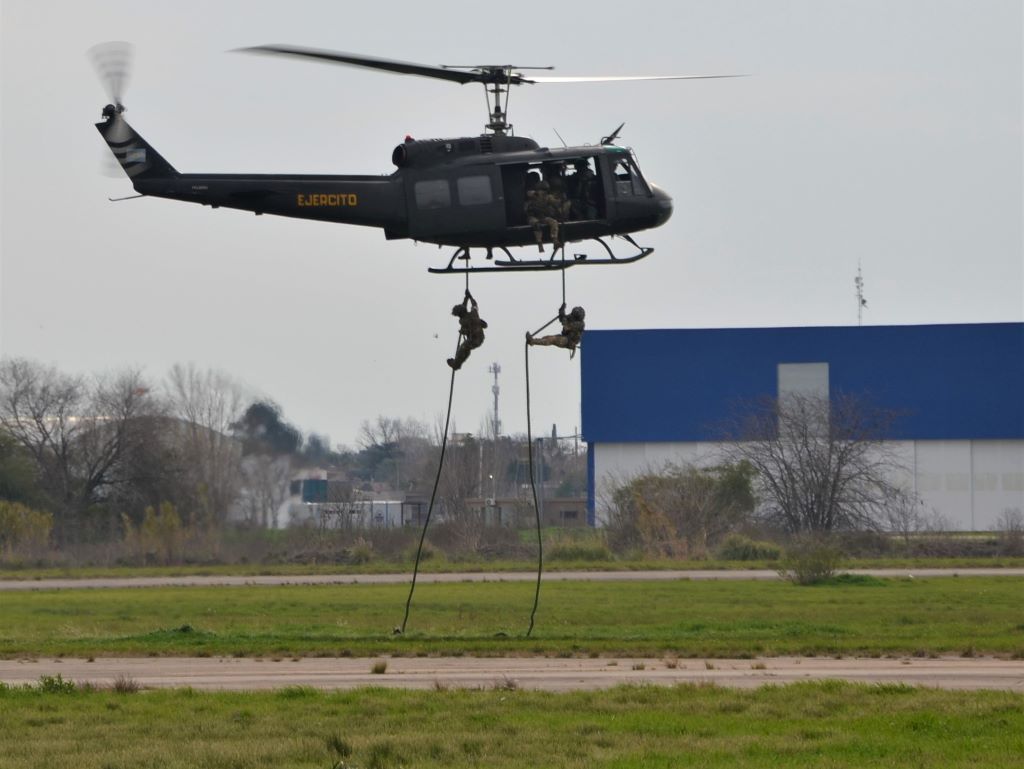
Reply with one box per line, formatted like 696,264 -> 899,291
405,263 -> 569,638
522,257 -> 569,636
400,269 -> 469,634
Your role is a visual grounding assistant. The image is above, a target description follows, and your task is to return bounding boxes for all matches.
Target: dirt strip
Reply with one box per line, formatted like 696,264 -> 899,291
2,568 -> 1023,591
2,656 -> 1021,692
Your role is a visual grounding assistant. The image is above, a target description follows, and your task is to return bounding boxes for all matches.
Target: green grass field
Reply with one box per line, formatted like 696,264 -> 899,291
2,576 -> 1022,658
1,681 -> 1022,768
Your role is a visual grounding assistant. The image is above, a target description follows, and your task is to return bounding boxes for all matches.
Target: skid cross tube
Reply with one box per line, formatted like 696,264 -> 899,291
428,236 -> 653,274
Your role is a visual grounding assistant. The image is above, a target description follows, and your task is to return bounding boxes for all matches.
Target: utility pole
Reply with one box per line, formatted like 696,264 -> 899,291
855,261 -> 867,326
488,362 -> 501,438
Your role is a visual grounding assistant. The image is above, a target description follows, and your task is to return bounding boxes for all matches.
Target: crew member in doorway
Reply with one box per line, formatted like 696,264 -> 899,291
447,291 -> 488,370
525,180 -> 566,252
527,303 -> 585,358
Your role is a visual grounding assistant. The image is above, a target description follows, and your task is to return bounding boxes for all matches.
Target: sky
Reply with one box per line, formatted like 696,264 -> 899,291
1,0 -> 1021,449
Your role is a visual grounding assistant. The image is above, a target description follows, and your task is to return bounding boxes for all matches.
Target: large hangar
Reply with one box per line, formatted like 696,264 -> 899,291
581,323 -> 1024,530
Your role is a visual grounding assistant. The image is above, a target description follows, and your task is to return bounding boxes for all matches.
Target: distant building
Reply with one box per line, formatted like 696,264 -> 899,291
581,323 -> 1024,530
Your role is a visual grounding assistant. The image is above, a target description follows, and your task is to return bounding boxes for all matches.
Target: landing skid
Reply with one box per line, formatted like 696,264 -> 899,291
426,235 -> 653,274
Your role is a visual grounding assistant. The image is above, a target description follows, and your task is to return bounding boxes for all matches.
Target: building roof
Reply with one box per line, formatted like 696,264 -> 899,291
581,323 -> 1024,442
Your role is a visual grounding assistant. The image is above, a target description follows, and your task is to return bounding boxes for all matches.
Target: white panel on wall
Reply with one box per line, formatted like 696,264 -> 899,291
777,362 -> 829,400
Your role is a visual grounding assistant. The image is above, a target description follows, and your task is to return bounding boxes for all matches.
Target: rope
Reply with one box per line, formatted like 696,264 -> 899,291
400,349 -> 457,634
402,272 -> 469,634
523,252 -> 567,637
524,337 -> 542,637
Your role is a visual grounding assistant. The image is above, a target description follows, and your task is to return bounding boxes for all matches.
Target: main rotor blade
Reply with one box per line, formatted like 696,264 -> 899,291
529,74 -> 747,83
237,45 -> 480,85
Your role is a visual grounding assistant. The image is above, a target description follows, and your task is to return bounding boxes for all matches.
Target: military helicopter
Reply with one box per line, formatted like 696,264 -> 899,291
93,43 -> 738,273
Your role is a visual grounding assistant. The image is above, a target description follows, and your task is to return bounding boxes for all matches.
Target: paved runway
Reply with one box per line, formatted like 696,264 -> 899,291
2,655 -> 1021,691
2,567 -> 1022,591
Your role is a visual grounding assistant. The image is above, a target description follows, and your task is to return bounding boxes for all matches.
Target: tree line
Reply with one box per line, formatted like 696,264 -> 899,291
0,358 -> 585,556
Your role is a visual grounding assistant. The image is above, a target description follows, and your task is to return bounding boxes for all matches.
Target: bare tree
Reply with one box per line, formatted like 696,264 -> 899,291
165,363 -> 245,524
883,490 -> 928,545
358,415 -> 431,489
238,454 -> 292,528
438,434 -> 485,552
721,393 -> 911,533
0,359 -> 161,542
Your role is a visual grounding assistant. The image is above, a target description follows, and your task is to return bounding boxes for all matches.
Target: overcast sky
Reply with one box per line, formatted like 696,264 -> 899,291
1,0 -> 1021,448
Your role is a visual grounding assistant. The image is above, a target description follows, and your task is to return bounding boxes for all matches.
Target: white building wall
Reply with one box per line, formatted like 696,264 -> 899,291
968,441 -> 1024,529
593,440 -> 1024,531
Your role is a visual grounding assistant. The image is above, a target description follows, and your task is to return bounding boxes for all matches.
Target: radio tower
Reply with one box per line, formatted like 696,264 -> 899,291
488,362 -> 501,437
855,261 -> 867,326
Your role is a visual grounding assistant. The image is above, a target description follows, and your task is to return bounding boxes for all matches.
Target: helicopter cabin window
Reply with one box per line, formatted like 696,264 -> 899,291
414,179 -> 451,209
564,158 -> 599,220
456,175 -> 493,206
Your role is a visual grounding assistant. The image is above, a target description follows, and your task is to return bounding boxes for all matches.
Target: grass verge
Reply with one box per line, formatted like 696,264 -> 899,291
0,681 -> 1021,768
1,577 -> 1022,658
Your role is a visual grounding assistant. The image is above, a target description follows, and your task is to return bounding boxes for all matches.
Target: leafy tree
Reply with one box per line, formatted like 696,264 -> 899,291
605,462 -> 755,558
234,401 -> 301,456
0,429 -> 41,505
301,432 -> 348,467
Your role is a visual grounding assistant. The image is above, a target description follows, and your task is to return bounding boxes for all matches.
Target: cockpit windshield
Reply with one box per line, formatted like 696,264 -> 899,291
610,153 -> 650,197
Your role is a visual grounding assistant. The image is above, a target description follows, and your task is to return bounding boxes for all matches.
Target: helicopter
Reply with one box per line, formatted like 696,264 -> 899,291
93,44 -> 738,273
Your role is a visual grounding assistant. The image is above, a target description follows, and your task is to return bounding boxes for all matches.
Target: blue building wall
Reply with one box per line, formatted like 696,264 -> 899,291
581,323 -> 1024,444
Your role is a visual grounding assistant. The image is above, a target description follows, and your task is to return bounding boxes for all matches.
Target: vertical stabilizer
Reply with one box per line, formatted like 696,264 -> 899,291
95,110 -> 178,182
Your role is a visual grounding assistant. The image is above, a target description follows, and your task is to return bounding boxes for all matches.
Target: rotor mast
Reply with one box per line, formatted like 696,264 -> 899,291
483,68 -> 514,135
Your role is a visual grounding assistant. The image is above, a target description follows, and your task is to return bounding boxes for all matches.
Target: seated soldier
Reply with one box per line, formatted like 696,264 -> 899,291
525,180 -> 560,252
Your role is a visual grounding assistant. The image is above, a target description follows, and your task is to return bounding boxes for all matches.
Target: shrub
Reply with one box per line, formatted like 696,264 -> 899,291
994,508 -> 1024,556
0,501 -> 53,559
37,674 -> 76,694
547,542 -> 614,562
347,538 -> 374,565
122,502 -> 184,565
406,539 -> 440,563
715,533 -> 781,561
778,535 -> 842,585
603,462 -> 755,559
112,674 -> 140,694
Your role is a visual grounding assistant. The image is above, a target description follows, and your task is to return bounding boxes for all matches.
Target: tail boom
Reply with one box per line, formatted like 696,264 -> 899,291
96,110 -> 406,233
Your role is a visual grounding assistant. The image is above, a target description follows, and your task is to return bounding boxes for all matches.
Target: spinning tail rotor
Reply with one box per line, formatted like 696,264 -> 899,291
89,42 -> 178,183
89,41 -> 133,115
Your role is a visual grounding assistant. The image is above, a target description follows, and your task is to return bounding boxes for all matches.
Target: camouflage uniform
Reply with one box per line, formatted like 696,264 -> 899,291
568,162 -> 598,220
525,180 -> 565,251
447,292 -> 488,370
527,304 -> 586,358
